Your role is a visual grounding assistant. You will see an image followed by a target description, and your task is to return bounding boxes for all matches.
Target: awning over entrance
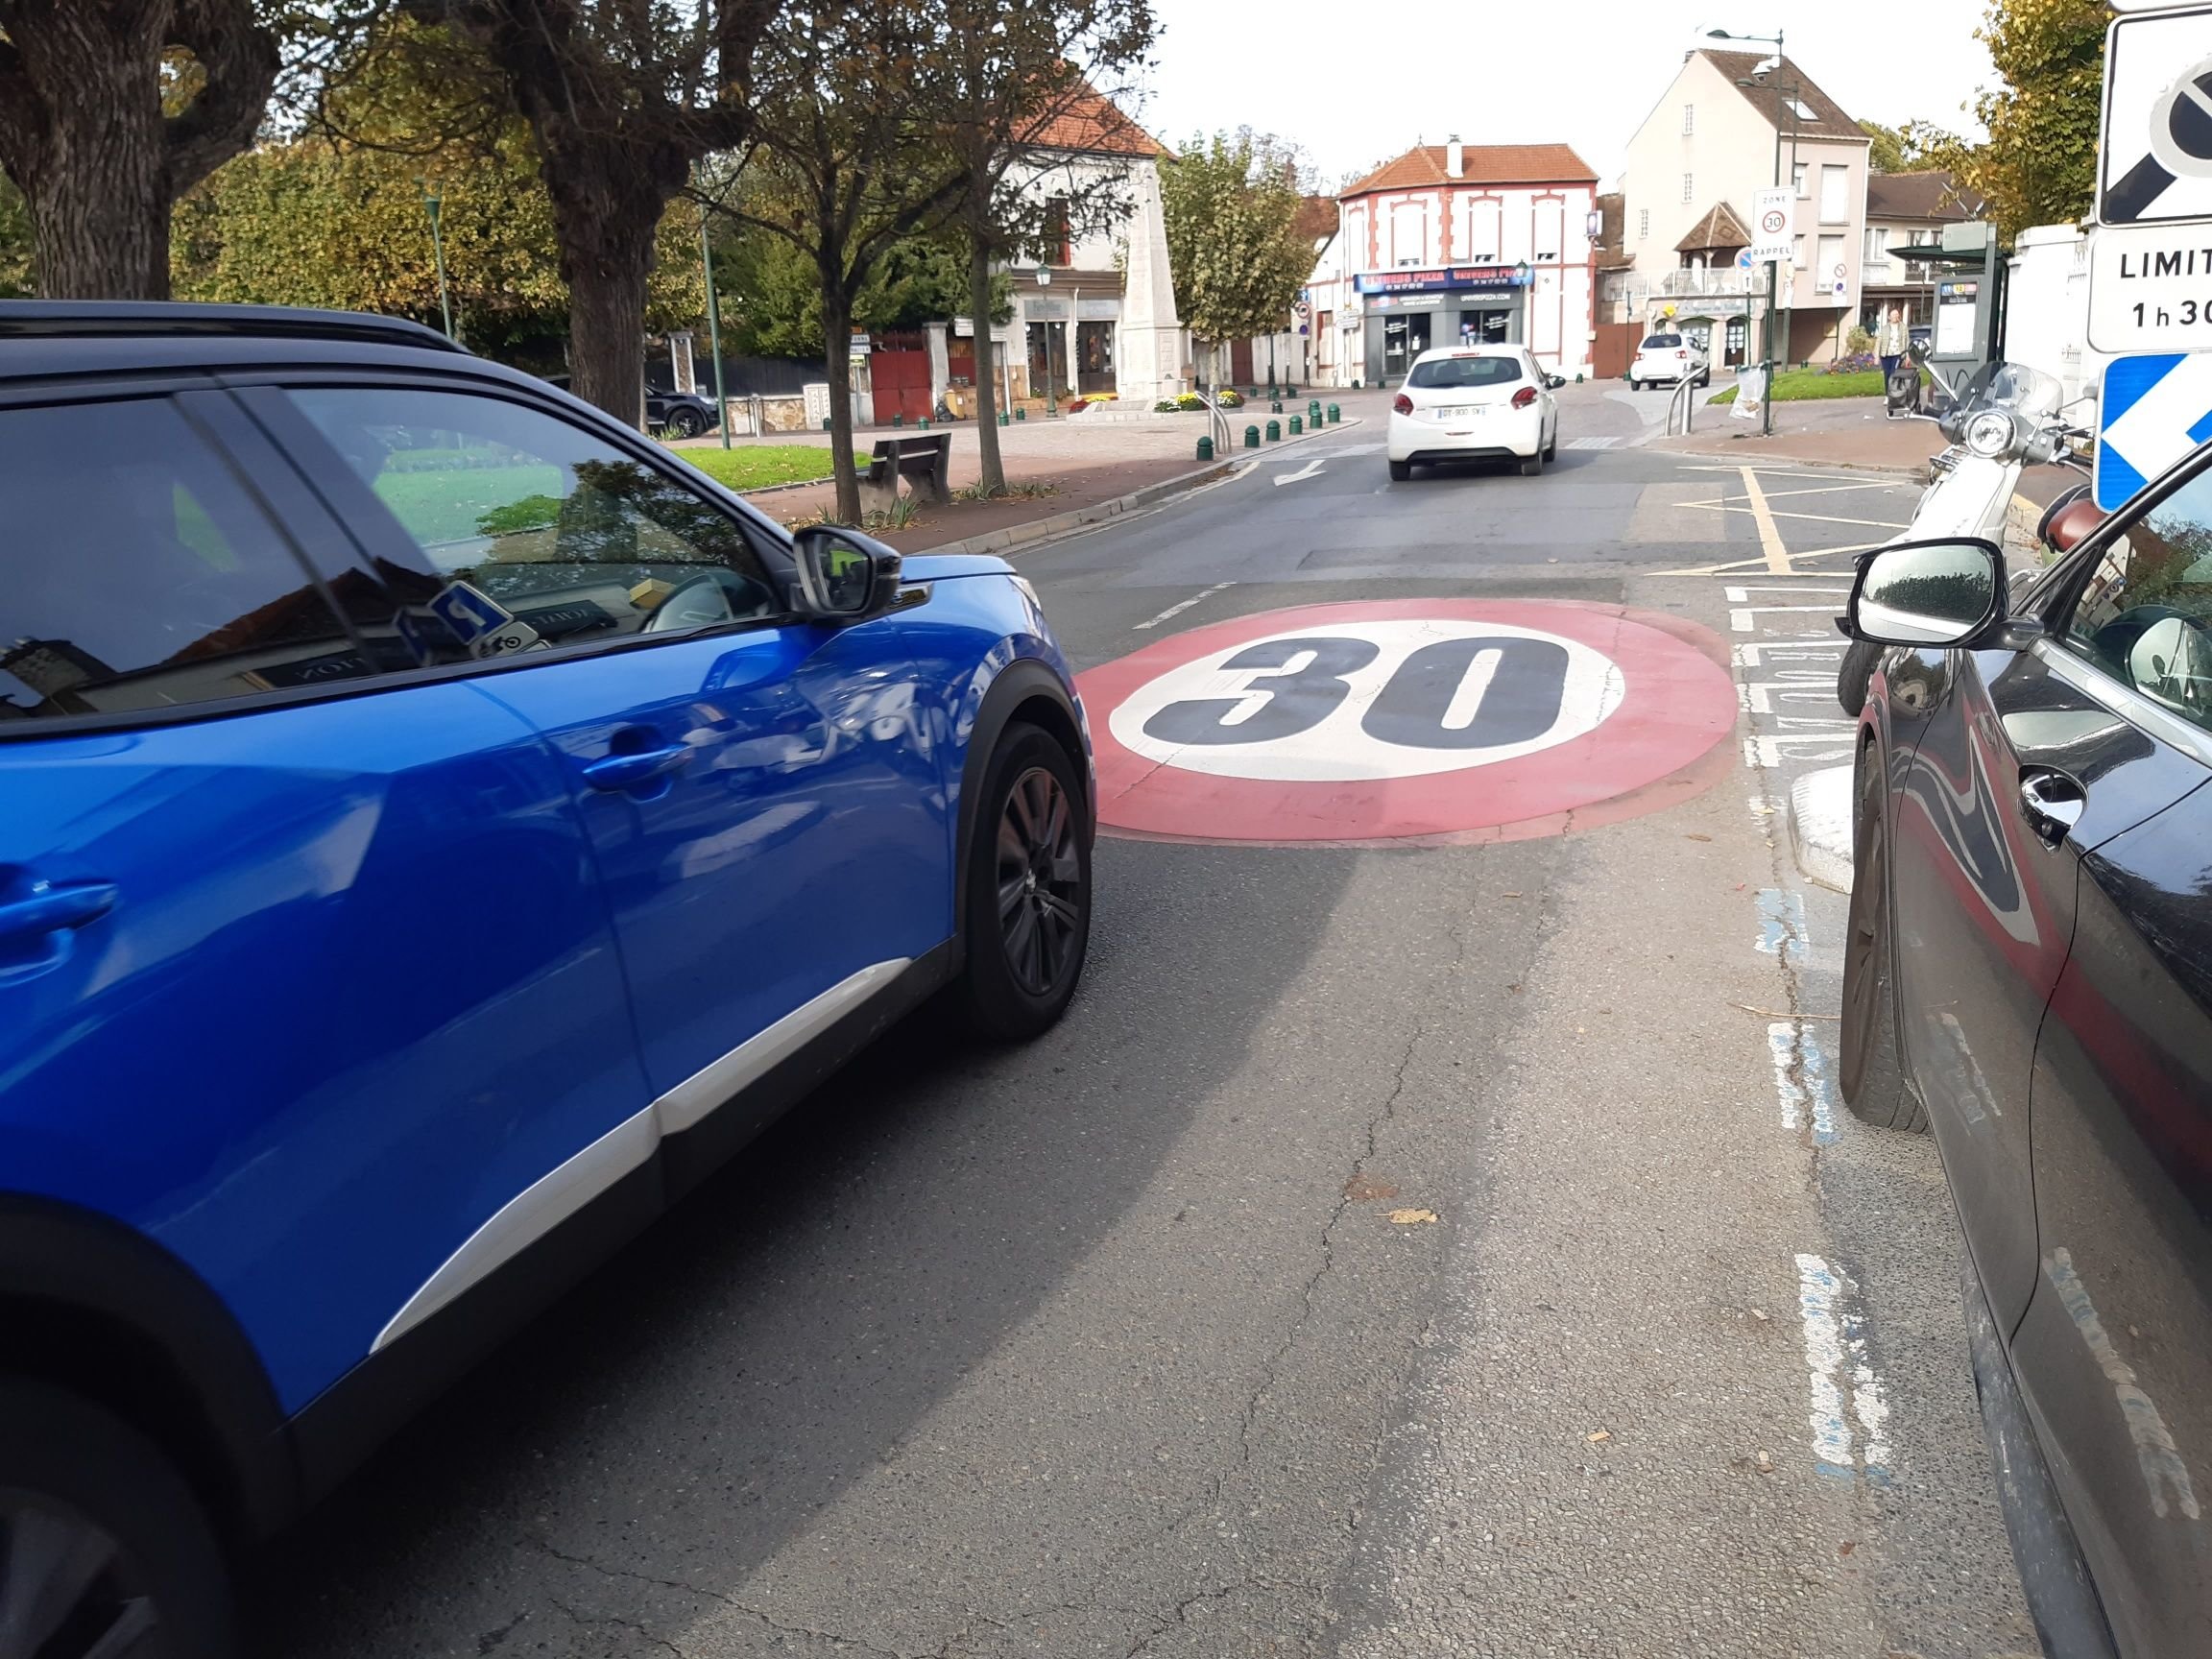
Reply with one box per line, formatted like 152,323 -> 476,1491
1676,202 -> 1751,254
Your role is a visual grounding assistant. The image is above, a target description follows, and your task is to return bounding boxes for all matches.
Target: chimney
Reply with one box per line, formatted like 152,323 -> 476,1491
1446,134 -> 1464,179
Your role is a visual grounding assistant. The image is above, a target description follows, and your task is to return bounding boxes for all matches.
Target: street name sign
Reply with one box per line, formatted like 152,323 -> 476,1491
2095,351 -> 2212,507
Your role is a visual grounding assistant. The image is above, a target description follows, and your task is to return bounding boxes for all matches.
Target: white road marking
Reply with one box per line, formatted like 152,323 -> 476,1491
1273,459 -> 1326,487
1133,583 -> 1235,632
1331,441 -> 1386,455
1562,436 -> 1621,449
1755,887 -> 1809,963
1726,586 -> 1851,602
1732,605 -> 1843,633
1793,1254 -> 1894,1482
1742,680 -> 1852,714
1767,1023 -> 1839,1143
1732,639 -> 1845,666
1744,731 -> 1857,767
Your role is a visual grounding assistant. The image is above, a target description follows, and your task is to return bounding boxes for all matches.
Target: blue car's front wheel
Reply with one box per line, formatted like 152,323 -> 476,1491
961,723 -> 1091,1039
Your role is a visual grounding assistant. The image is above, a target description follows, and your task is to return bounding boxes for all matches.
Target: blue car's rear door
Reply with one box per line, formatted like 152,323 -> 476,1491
0,385 -> 646,1413
249,380 -> 954,1164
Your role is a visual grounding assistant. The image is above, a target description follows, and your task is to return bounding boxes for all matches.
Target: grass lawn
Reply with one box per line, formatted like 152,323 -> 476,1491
670,445 -> 838,492
1708,366 -> 1926,405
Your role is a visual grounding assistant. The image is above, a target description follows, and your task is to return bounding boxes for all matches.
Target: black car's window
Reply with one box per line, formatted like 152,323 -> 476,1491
2061,463 -> 2212,733
1,397 -> 359,725
288,387 -> 780,663
1407,355 -> 1523,390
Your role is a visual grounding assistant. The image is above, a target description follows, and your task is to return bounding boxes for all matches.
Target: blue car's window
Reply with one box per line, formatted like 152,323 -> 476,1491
289,387 -> 781,661
0,397 -> 360,724
2064,463 -> 2212,733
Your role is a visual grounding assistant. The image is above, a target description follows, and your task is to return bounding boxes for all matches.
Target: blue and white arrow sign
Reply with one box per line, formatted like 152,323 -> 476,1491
2097,351 -> 2212,508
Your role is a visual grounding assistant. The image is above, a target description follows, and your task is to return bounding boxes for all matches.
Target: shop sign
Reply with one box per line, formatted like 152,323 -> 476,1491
1354,265 -> 1528,295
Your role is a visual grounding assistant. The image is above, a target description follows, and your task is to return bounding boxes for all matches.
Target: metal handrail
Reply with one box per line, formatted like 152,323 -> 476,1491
1666,373 -> 1698,437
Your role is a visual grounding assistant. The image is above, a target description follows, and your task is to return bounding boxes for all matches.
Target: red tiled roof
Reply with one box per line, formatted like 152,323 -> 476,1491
1866,169 -> 1984,221
1294,194 -> 1337,241
1021,84 -> 1169,158
1699,51 -> 1862,140
1341,142 -> 1598,198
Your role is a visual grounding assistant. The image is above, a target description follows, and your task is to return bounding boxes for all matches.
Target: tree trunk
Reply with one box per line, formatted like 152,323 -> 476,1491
969,233 -> 1003,496
540,147 -> 667,429
0,0 -> 276,301
822,284 -> 861,524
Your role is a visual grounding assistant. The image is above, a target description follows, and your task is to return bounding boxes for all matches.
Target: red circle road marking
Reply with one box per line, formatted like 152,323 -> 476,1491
1075,599 -> 1739,846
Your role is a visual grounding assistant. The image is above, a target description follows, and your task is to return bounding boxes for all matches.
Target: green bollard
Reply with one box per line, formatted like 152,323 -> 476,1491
1243,424 -> 1260,449
892,413 -> 903,428
1196,434 -> 1214,462
1352,378 -> 1361,390
1264,418 -> 1281,441
1327,402 -> 1341,423
1015,407 -> 1026,421
918,417 -> 929,429
822,418 -> 830,430
1288,414 -> 1303,434
1269,399 -> 1283,414
998,410 -> 1009,427
1308,399 -> 1321,425
1575,373 -> 1585,383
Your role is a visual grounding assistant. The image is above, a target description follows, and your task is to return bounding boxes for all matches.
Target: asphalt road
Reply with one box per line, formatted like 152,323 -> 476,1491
250,384 -> 2042,1659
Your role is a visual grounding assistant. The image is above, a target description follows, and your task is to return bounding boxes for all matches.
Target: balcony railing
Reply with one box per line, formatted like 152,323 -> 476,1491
1656,267 -> 1756,296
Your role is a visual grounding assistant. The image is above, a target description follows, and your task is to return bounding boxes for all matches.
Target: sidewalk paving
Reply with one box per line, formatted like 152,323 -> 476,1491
1658,393 -> 1945,473
685,390 -> 1391,553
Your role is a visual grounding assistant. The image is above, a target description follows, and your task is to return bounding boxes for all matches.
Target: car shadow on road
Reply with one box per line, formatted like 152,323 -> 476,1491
246,836 -> 1358,1656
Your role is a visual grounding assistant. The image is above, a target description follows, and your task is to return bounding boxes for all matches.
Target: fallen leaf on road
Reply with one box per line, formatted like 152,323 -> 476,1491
1756,1449 -> 1773,1473
1685,833 -> 1712,842
1838,1540 -> 1857,1556
1499,891 -> 1522,898
1586,1431 -> 1611,1444
1387,1208 -> 1438,1225
1344,1172 -> 1399,1202
1731,1003 -> 1841,1021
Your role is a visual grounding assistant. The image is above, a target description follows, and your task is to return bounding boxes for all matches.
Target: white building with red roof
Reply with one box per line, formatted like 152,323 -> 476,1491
1321,139 -> 1600,384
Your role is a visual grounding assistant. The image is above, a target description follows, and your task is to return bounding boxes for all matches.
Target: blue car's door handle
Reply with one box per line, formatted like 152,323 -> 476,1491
0,880 -> 119,945
581,744 -> 692,792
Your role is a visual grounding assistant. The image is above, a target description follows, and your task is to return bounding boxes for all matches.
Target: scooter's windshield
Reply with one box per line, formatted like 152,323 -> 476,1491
1955,361 -> 2065,421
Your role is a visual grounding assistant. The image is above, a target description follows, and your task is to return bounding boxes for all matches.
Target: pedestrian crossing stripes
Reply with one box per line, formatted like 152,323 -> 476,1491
1563,436 -> 1622,450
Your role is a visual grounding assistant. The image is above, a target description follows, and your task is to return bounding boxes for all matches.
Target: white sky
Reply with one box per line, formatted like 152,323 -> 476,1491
1135,0 -> 1996,188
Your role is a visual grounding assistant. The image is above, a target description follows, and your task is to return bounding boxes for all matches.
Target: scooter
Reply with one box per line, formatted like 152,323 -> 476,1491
1834,360 -> 2094,715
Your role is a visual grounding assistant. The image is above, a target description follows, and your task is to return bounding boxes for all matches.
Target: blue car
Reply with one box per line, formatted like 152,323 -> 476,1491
0,301 -> 1094,1654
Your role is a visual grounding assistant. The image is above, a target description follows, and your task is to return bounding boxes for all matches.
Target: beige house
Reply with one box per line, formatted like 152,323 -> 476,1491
1616,49 -> 1870,367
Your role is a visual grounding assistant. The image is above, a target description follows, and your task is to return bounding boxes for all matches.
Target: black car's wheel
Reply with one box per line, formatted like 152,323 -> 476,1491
0,1379 -> 231,1659
664,406 -> 705,439
959,724 -> 1091,1040
1837,637 -> 1883,717
1840,743 -> 1924,1132
1388,459 -> 1411,482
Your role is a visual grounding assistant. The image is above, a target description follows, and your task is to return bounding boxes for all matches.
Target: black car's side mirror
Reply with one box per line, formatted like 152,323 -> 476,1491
1845,537 -> 2008,648
793,525 -> 902,620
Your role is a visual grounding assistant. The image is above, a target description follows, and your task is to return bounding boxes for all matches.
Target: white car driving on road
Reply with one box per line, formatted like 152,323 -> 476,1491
1387,345 -> 1562,483
1626,331 -> 1708,392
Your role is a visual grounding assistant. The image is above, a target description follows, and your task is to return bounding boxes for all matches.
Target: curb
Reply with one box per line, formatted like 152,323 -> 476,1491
914,418 -> 1363,559
1788,764 -> 1855,894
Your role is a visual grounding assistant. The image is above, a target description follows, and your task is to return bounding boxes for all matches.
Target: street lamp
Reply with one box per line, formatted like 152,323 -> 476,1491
1035,265 -> 1057,414
417,179 -> 456,344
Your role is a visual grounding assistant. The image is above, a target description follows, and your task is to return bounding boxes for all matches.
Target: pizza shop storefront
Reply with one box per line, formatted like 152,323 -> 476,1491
1358,264 -> 1532,385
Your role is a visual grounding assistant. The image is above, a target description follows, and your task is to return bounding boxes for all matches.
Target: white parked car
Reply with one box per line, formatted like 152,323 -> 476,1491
1626,331 -> 1708,391
1387,345 -> 1562,483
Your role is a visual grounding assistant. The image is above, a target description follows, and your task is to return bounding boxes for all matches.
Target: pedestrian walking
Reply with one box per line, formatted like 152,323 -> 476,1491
1878,307 -> 1908,379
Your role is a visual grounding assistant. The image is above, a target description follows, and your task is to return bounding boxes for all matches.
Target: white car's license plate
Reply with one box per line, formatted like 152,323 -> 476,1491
1437,405 -> 1483,419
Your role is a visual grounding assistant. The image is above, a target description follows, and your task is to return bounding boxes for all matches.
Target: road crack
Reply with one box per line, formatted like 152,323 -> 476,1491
527,1537 -> 913,1658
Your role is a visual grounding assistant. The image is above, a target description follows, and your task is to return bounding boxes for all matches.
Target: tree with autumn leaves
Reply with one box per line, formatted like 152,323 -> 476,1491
1159,130 -> 1311,390
1907,0 -> 2107,239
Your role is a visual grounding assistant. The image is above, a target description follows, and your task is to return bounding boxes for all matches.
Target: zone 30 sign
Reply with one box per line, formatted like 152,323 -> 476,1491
1075,600 -> 1738,845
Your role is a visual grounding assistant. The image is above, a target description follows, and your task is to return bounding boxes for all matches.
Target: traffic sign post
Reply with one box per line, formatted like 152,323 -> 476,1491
2093,351 -> 2212,507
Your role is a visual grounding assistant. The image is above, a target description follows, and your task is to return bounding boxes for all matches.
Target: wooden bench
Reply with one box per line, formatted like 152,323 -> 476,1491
859,433 -> 952,515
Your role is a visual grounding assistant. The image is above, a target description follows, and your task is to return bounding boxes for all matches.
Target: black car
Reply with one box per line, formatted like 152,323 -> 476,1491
1840,458 -> 2212,1656
542,373 -> 719,438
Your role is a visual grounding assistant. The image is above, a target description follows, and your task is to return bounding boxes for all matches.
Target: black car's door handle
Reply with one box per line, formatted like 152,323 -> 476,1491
2019,768 -> 2087,848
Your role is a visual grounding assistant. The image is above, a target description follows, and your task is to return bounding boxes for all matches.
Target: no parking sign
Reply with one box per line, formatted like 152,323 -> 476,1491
1075,599 -> 1737,845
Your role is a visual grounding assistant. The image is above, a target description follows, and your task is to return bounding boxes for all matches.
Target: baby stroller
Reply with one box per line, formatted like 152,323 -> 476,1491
1884,344 -> 1925,420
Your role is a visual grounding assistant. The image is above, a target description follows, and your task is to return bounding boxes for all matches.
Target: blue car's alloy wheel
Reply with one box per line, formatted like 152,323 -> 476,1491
961,724 -> 1091,1039
0,1381 -> 229,1659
